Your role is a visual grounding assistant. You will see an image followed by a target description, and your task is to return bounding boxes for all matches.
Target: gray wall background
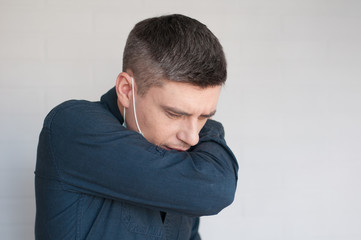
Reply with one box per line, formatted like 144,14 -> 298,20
1,0 -> 361,239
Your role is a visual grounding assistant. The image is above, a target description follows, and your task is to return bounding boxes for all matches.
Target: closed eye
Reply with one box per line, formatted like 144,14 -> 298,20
166,111 -> 182,119
200,111 -> 216,119
161,105 -> 216,120
198,115 -> 210,121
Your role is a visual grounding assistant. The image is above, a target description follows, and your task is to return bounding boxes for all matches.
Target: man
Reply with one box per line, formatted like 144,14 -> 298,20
35,14 -> 238,239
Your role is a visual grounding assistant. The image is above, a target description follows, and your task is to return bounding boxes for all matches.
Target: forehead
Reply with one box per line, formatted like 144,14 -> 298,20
145,80 -> 222,113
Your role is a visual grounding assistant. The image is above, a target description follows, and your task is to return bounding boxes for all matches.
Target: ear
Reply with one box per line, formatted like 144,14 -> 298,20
116,72 -> 132,108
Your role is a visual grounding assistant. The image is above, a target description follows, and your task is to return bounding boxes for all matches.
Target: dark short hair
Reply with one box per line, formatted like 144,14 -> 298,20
122,14 -> 227,95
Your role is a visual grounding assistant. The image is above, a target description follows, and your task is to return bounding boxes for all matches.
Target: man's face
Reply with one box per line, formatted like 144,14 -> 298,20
125,80 -> 222,151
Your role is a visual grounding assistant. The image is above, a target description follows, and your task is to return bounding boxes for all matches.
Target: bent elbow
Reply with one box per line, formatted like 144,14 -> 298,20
196,178 -> 237,216
211,185 -> 236,215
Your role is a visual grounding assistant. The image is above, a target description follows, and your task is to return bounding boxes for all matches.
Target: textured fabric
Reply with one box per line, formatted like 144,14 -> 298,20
35,87 -> 238,240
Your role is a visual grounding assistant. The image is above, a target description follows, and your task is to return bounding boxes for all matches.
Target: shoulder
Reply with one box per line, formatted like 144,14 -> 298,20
43,99 -> 116,130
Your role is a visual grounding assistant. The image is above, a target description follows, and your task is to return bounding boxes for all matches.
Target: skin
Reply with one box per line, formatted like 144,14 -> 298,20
116,72 -> 222,151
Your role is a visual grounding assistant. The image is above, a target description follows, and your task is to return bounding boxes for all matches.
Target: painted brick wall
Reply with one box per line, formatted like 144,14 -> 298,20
1,0 -> 361,239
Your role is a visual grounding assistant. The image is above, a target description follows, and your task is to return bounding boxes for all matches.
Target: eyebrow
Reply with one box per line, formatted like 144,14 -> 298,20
161,105 -> 217,118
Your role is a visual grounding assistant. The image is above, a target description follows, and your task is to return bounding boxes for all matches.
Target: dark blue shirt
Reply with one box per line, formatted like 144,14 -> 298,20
35,88 -> 238,239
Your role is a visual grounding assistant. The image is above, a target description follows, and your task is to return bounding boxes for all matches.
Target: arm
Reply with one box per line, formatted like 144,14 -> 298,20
37,100 -> 238,216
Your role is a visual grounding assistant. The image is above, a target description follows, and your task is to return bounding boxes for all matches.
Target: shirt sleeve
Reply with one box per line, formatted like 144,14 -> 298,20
36,100 -> 238,217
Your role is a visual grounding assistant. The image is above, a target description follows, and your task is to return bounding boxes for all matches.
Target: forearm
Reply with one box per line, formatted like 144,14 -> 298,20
39,101 -> 238,216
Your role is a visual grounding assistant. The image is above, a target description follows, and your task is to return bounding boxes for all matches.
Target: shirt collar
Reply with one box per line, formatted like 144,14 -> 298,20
100,87 -> 124,124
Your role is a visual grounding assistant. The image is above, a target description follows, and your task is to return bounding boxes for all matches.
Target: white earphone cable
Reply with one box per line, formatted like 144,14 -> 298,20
131,77 -> 143,135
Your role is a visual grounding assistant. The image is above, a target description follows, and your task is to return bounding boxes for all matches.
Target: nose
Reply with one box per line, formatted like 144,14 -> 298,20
177,118 -> 200,147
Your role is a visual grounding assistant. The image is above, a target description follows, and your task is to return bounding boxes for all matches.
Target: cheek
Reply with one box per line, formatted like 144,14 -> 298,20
199,119 -> 208,130
155,117 -> 179,138
140,111 -> 178,143
159,120 -> 185,144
